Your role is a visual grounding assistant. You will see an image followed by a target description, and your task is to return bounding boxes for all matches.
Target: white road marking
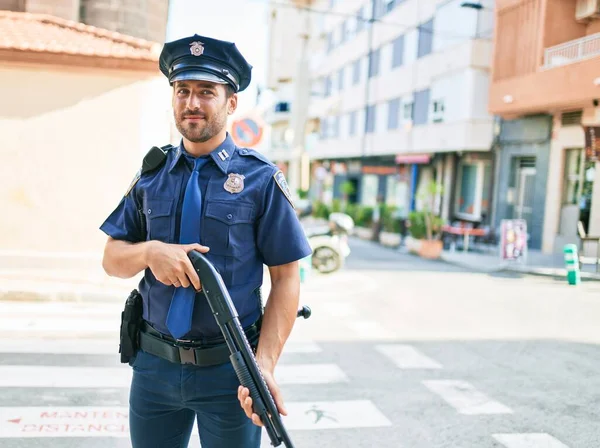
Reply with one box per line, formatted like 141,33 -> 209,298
276,364 -> 348,384
0,317 -> 118,333
0,363 -> 347,388
375,344 -> 442,369
0,401 -> 391,438
422,380 -> 513,415
493,433 -> 570,448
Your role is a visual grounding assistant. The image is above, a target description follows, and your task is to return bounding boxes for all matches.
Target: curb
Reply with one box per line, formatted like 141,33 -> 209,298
440,254 -> 600,282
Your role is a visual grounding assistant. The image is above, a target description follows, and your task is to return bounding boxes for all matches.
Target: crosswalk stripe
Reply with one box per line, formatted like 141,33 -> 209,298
0,400 -> 391,438
0,317 -> 118,333
492,433 -> 570,448
422,380 -> 513,415
0,340 -> 322,356
375,344 -> 442,369
0,363 -> 346,388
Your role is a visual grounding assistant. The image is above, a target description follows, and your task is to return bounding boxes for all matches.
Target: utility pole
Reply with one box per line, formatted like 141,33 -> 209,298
287,0 -> 312,198
360,0 -> 376,163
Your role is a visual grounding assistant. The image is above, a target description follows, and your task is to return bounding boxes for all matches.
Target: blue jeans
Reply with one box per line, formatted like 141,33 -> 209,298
129,349 -> 261,448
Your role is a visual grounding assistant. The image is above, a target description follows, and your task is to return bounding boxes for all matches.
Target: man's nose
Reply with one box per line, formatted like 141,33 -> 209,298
187,93 -> 202,110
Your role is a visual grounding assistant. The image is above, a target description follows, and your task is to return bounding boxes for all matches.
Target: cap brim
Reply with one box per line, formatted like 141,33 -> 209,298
170,70 -> 229,84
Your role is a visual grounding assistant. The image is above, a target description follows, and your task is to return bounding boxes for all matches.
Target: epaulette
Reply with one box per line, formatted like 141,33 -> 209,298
238,147 -> 274,166
124,144 -> 173,196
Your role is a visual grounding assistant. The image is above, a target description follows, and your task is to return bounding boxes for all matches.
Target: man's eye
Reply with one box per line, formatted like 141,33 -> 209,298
202,90 -> 214,95
177,89 -> 188,95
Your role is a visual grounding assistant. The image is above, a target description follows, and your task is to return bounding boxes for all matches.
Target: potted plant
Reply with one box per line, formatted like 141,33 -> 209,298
407,181 -> 444,259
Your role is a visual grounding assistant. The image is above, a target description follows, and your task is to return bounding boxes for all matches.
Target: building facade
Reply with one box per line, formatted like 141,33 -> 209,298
297,0 -> 495,228
0,11 -> 170,268
489,0 -> 600,253
1,0 -> 170,42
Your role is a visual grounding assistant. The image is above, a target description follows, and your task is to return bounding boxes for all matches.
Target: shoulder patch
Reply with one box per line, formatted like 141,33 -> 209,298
125,168 -> 141,197
238,148 -> 273,166
273,170 -> 294,208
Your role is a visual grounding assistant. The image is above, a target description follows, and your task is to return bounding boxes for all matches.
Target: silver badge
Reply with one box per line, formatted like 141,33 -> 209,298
224,173 -> 245,194
189,41 -> 204,57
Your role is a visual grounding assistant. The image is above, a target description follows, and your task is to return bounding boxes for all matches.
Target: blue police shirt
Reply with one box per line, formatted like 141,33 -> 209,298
100,134 -> 312,339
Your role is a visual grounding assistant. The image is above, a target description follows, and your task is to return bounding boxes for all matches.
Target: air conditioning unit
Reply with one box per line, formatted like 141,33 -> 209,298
576,0 -> 600,21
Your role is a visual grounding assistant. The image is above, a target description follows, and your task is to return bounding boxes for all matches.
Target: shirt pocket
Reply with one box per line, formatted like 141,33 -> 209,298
143,198 -> 174,242
202,200 -> 255,256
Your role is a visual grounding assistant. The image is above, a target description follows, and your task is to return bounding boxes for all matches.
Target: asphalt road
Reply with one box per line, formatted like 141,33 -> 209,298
0,238 -> 599,447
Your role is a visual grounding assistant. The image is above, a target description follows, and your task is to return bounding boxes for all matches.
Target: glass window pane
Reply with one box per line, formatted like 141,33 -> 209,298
459,164 -> 478,215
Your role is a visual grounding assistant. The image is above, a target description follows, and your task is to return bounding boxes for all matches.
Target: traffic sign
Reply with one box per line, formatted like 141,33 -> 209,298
231,117 -> 263,147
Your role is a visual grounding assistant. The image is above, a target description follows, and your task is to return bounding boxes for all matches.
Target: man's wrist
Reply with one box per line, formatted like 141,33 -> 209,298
142,240 -> 156,267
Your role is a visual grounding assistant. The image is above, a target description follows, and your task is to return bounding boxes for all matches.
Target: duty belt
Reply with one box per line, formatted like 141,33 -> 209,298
139,320 -> 260,367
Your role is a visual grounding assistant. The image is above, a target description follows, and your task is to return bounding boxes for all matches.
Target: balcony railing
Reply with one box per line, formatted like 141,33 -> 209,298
543,32 -> 600,69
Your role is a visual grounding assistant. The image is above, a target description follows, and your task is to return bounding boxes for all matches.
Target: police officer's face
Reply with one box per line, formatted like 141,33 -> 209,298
172,80 -> 236,143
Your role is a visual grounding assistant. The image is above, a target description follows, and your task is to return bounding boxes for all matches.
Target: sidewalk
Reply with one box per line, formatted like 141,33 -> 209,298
440,246 -> 600,281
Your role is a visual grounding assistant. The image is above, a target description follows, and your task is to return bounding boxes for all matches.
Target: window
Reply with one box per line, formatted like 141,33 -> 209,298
403,101 -> 413,122
432,99 -> 444,123
391,35 -> 404,68
349,110 -> 357,136
326,32 -> 334,53
417,19 -> 434,58
274,102 -> 290,112
368,48 -> 381,78
365,105 -> 377,133
338,67 -> 344,91
352,58 -> 361,84
331,115 -> 340,138
384,0 -> 396,14
356,7 -> 365,33
455,160 -> 492,220
413,88 -> 430,125
324,76 -> 332,97
320,117 -> 328,139
387,98 -> 400,130
340,21 -> 347,44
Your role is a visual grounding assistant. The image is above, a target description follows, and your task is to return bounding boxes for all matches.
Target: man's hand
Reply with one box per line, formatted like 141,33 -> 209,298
145,241 -> 209,290
237,367 -> 287,427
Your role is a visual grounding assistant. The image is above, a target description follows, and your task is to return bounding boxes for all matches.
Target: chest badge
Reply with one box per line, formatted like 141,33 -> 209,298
224,173 -> 245,194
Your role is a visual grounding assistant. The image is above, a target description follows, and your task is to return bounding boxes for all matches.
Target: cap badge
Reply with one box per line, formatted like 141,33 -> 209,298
224,173 -> 245,194
189,41 -> 204,57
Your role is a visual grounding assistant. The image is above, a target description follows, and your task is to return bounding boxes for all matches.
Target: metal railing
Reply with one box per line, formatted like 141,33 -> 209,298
543,32 -> 600,69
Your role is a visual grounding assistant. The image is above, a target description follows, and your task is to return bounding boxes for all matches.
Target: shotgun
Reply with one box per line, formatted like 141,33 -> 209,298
188,250 -> 311,447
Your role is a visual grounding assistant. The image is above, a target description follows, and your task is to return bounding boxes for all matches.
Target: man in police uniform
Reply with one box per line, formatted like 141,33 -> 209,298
100,34 -> 312,448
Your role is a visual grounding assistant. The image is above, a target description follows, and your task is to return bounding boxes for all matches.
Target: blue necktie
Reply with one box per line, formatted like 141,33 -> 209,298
166,156 -> 209,339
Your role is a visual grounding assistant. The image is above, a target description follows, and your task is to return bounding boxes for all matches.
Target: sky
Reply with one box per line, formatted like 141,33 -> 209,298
165,0 -> 270,115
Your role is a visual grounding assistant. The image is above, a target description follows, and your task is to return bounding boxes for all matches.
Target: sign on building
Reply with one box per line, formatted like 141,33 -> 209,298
584,126 -> 600,161
500,219 -> 528,262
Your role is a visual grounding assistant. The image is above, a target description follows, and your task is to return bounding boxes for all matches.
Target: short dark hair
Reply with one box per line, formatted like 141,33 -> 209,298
224,84 -> 235,99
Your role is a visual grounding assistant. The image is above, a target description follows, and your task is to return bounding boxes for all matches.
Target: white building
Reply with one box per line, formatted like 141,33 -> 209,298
268,0 -> 496,225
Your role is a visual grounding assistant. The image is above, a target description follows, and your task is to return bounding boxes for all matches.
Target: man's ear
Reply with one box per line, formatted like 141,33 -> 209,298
228,94 -> 238,115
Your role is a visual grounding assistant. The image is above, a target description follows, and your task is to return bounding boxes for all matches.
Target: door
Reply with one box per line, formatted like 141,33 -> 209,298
514,159 -> 536,231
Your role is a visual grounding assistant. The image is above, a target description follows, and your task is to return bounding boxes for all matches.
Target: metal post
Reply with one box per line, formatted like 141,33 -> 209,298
564,244 -> 580,286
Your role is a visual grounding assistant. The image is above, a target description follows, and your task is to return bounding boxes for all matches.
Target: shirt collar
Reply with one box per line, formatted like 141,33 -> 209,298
168,133 -> 236,174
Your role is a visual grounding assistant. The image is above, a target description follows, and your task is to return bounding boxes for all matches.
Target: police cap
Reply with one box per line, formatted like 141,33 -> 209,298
159,34 -> 252,92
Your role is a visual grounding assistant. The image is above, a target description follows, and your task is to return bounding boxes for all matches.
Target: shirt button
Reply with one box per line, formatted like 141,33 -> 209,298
147,209 -> 152,215
241,149 -> 248,154
227,213 -> 233,220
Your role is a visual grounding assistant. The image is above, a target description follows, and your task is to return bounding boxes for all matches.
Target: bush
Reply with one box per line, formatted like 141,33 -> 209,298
381,205 -> 401,233
312,201 -> 330,220
408,211 -> 443,240
331,199 -> 342,213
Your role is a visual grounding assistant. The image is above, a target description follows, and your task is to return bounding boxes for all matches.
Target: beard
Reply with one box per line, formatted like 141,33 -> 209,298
175,105 -> 227,143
